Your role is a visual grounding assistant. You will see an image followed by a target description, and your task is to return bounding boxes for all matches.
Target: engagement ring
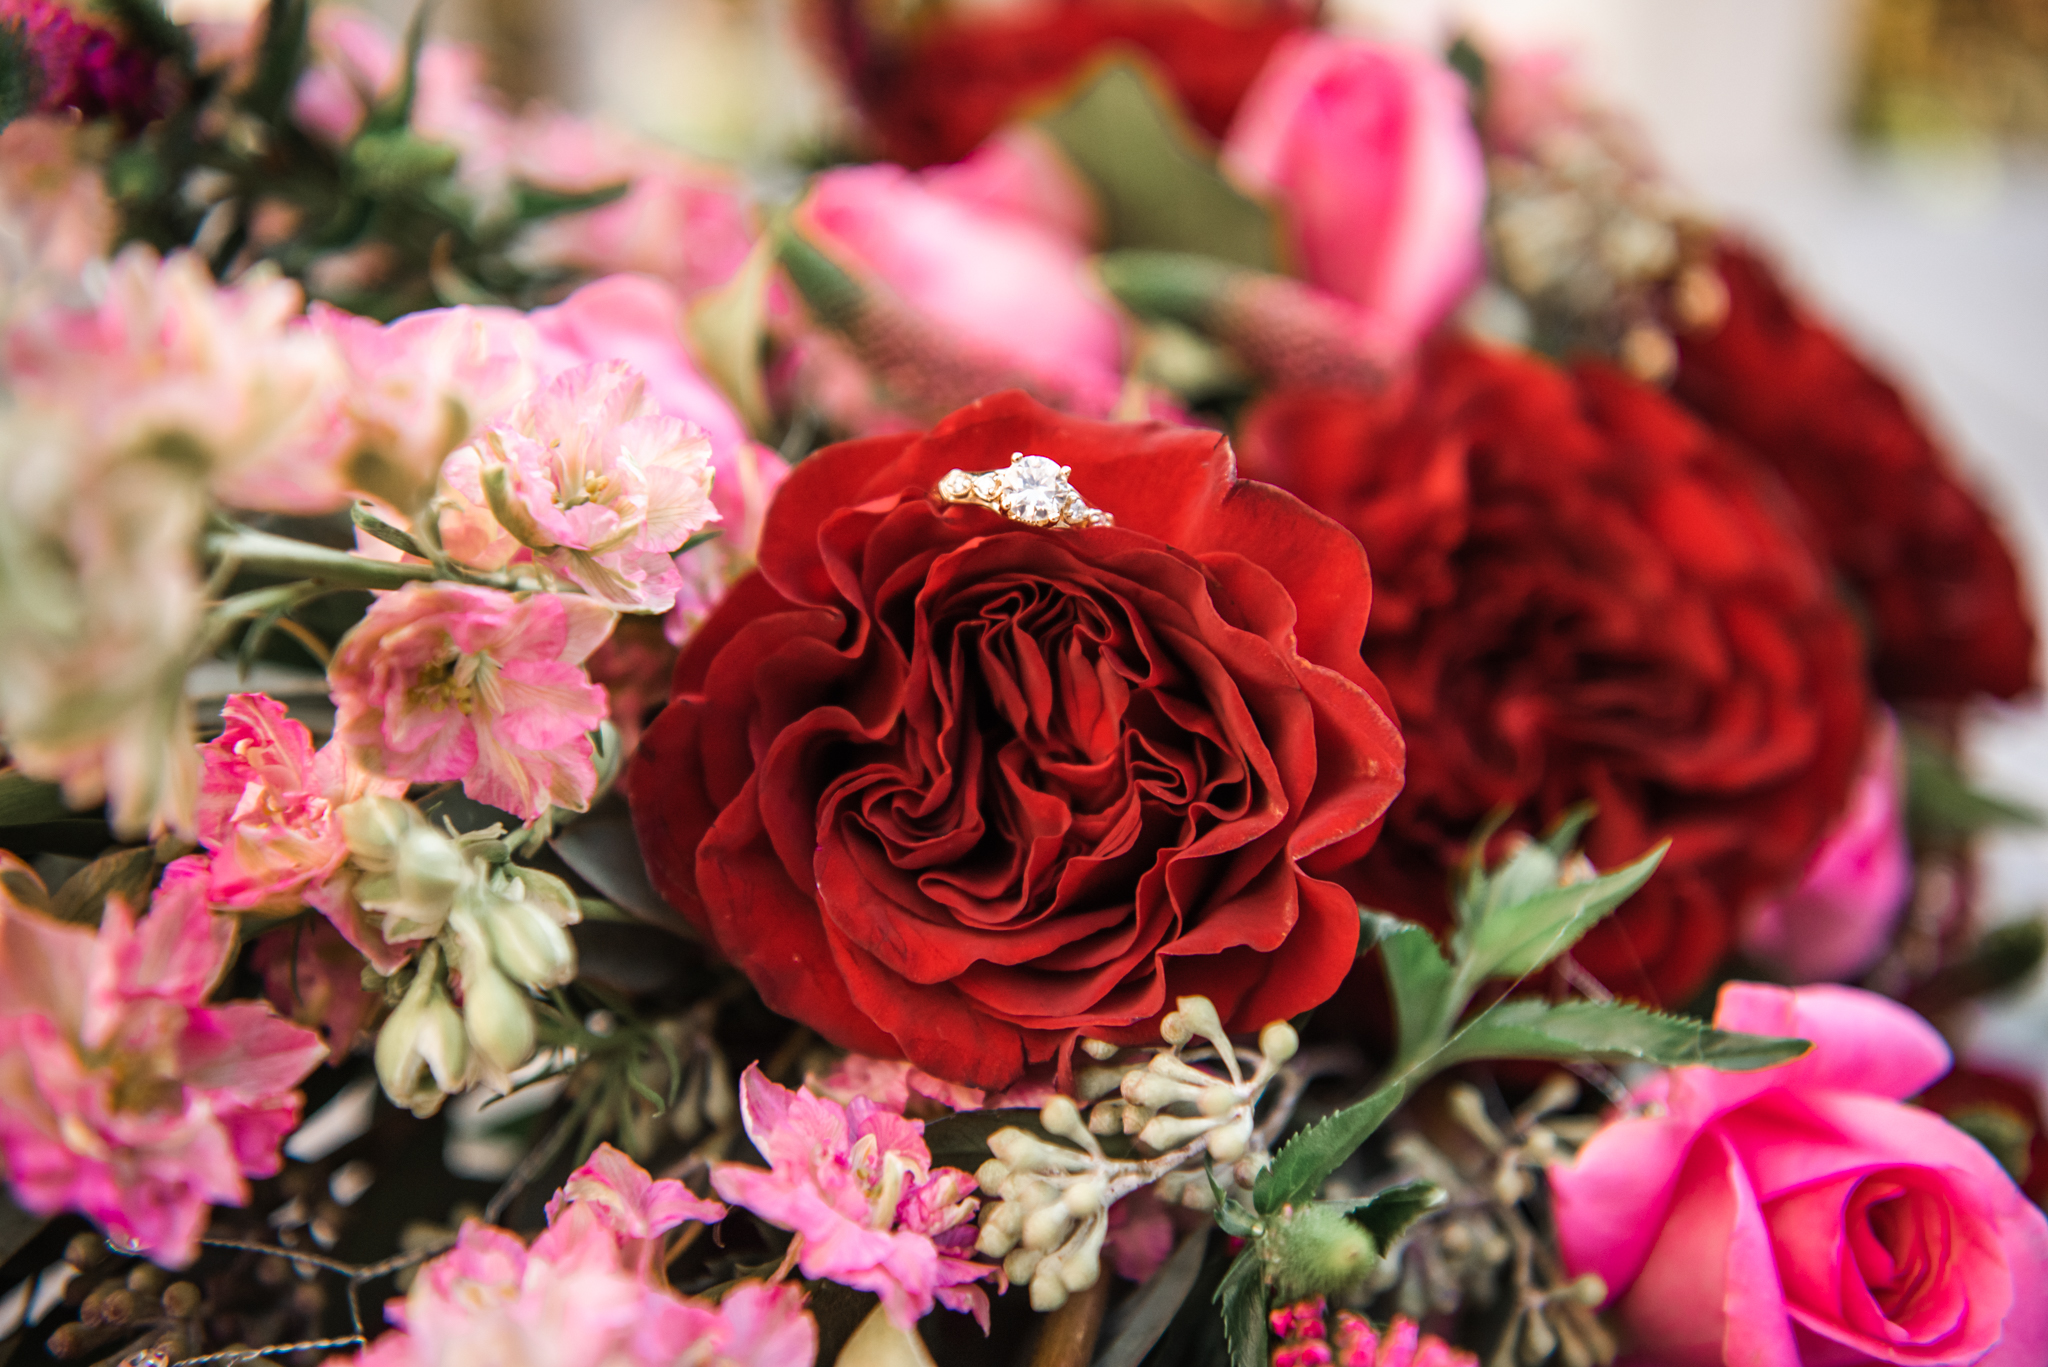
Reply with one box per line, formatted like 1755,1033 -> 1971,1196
935,453 -> 1114,530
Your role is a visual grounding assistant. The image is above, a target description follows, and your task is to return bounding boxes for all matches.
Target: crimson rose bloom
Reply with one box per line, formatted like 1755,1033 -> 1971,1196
628,392 -> 1404,1087
1674,242 -> 2037,703
1240,343 -> 1870,1005
809,0 -> 1311,168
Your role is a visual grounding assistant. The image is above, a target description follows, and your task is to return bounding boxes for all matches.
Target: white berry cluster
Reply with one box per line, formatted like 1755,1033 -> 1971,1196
971,996 -> 1300,1310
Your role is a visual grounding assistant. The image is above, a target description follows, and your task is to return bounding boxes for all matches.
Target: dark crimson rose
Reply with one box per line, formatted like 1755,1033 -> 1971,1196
627,392 -> 1404,1087
809,0 -> 1311,168
1673,242 -> 2037,703
1239,342 -> 1870,1005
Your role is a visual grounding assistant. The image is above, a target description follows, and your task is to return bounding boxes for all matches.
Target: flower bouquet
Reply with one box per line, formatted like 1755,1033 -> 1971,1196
0,2 -> 2043,1366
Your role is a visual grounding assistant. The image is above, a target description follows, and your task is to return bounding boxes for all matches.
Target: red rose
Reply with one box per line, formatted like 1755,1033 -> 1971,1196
1673,241 -> 2037,703
809,0 -> 1311,168
627,392 -> 1404,1087
1239,342 -> 1870,1005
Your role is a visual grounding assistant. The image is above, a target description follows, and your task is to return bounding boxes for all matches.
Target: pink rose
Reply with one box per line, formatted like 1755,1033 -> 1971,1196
327,584 -> 614,820
1743,714 -> 1913,983
1222,33 -> 1486,364
1551,982 -> 2048,1366
795,156 -> 1128,421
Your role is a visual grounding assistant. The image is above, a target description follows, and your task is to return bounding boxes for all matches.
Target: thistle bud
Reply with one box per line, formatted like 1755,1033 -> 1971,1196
375,950 -> 468,1116
1263,1204 -> 1378,1302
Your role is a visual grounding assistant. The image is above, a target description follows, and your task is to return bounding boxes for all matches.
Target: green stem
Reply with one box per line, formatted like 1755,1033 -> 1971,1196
205,527 -> 438,590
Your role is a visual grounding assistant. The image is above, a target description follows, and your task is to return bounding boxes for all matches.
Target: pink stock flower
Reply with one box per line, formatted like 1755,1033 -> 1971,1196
0,856 -> 326,1265
1743,714 -> 1912,983
350,1148 -> 809,1367
509,112 -> 758,301
309,301 -> 539,511
195,691 -> 406,912
1269,1299 -> 1477,1367
252,917 -> 380,1063
1223,33 -> 1486,366
291,8 -> 508,162
1551,982 -> 2048,1367
797,158 -> 1128,420
438,362 -> 717,611
711,1064 -> 991,1330
328,584 -> 614,821
4,247 -> 350,513
544,1141 -> 726,1275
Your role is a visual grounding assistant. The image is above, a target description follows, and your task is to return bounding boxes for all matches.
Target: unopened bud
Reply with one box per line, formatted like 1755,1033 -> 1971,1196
975,1159 -> 1010,1194
462,958 -> 537,1080
1022,1202 -> 1075,1253
339,796 -> 412,867
1198,1085 -> 1240,1118
479,878 -> 578,988
977,1203 -> 1024,1258
1264,1204 -> 1378,1302
1079,1038 -> 1120,1061
1206,1114 -> 1253,1165
1560,1273 -> 1608,1307
1088,1101 -> 1125,1135
1136,1113 -> 1217,1153
1059,1242 -> 1101,1294
1029,1256 -> 1068,1312
1004,1247 -> 1043,1286
374,950 -> 468,1116
1062,1177 -> 1106,1218
1259,1021 -> 1299,1065
1040,1095 -> 1085,1143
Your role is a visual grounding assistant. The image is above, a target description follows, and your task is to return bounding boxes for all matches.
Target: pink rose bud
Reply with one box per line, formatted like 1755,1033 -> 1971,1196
1742,713 -> 1911,982
1223,33 -> 1487,365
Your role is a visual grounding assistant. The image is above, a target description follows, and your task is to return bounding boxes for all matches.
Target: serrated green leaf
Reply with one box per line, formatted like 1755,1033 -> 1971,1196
0,768 -> 74,826
1434,998 -> 1809,1072
1255,1081 -> 1402,1217
1462,840 -> 1668,981
1214,1246 -> 1269,1367
1343,1179 -> 1443,1250
1360,909 -> 1454,1066
1033,63 -> 1282,270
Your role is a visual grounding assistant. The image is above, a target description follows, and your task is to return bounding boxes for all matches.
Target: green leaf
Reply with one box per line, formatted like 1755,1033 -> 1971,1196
1254,1081 -> 1402,1217
511,180 -> 631,224
1095,249 -> 1240,330
364,0 -> 435,135
1434,998 -> 1809,1072
1214,1246 -> 1269,1367
1461,840 -> 1668,981
1360,910 -> 1455,1065
688,236 -> 777,438
0,769 -> 74,826
1033,63 -> 1282,270
1905,727 -> 2043,843
50,845 -> 157,927
1343,1179 -> 1444,1250
0,21 -> 38,133
774,222 -> 866,328
242,0 -> 310,124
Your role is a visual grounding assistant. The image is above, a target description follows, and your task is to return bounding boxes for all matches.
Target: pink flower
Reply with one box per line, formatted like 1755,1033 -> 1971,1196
196,692 -> 406,911
348,1151 -> 811,1367
438,363 -> 718,611
0,856 -> 327,1265
328,584 -> 615,821
5,247 -> 351,513
1222,34 -> 1486,365
809,1054 -> 988,1115
1743,714 -> 1913,982
1269,1299 -> 1476,1367
0,115 -> 119,284
797,157 -> 1128,420
711,1064 -> 991,1330
544,1141 -> 726,1276
1551,982 -> 2048,1367
252,917 -> 380,1063
309,301 -> 539,512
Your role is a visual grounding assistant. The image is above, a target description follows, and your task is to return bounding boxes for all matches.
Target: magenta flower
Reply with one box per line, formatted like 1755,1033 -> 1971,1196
0,0 -> 163,127
1269,1299 -> 1477,1367
544,1141 -> 726,1276
711,1064 -> 990,1330
1742,713 -> 1912,982
438,362 -> 718,611
196,691 -> 406,912
0,856 -> 326,1265
328,584 -> 614,821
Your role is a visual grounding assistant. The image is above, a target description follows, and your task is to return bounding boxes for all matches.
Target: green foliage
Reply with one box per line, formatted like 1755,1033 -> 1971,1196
1432,999 -> 1808,1071
0,21 -> 38,133
1033,63 -> 1284,270
1250,809 -> 1803,1236
1904,726 -> 2042,844
0,770 -> 75,826
1342,1179 -> 1445,1251
1214,1246 -> 1269,1367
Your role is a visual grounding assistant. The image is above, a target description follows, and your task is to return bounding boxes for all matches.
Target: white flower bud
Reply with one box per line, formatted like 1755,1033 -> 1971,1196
374,950 -> 467,1117
1207,1115 -> 1254,1165
1198,1085 -> 1241,1118
1259,1021 -> 1299,1065
1077,1067 -> 1125,1102
462,957 -> 537,1083
1039,1095 -> 1085,1143
1087,1102 -> 1125,1135
1004,1248 -> 1043,1286
976,1159 -> 1011,1194
1123,1070 -> 1197,1111
1022,1201 -> 1074,1253
478,875 -> 578,988
1136,1113 -> 1218,1154
1059,1241 -> 1101,1294
1029,1256 -> 1068,1312
1080,1038 -> 1120,1061
1062,1177 -> 1106,1218
977,1203 -> 1024,1258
